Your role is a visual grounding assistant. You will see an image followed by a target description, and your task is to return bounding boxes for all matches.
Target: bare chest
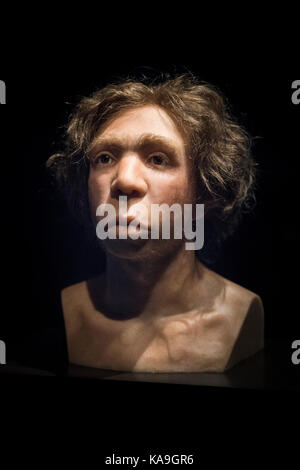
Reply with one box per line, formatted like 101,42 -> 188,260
65,307 -> 235,373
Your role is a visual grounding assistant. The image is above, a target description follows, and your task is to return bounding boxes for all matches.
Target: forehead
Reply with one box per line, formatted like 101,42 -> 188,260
93,105 -> 186,152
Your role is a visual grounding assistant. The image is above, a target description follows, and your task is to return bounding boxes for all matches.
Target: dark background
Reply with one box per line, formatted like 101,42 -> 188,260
0,19 -> 299,465
0,62 -> 299,372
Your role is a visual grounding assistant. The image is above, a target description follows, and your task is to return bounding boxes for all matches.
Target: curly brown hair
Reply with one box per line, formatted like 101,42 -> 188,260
46,73 -> 257,264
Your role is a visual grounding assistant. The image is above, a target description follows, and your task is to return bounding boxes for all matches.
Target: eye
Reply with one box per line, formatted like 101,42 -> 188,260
148,153 -> 168,167
95,153 -> 114,165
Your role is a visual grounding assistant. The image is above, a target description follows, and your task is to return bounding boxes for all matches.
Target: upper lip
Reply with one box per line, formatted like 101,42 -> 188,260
116,215 -> 136,225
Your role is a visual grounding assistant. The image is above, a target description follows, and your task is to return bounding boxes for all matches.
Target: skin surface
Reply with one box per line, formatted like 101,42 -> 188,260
62,105 -> 264,372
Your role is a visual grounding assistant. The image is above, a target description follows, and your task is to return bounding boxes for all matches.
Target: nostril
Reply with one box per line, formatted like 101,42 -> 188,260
129,189 -> 143,198
113,188 -> 142,199
110,171 -> 148,199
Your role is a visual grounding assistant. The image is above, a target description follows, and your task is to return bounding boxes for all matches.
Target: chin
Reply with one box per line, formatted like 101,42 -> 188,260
102,238 -> 185,262
101,238 -> 151,260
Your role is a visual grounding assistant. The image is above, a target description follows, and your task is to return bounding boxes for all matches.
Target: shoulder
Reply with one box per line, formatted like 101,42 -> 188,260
61,276 -> 103,336
61,281 -> 88,341
202,265 -> 263,315
220,275 -> 264,369
204,267 -> 264,338
197,266 -> 264,370
221,274 -> 264,336
61,280 -> 90,311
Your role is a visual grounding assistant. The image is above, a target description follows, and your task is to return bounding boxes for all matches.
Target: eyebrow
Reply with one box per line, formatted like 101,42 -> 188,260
88,133 -> 183,161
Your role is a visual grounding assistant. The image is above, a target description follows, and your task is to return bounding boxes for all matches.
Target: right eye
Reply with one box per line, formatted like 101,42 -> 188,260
95,153 -> 114,165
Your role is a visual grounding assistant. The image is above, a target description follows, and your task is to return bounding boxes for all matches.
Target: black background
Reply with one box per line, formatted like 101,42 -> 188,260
1,64 -> 299,344
0,31 -> 299,461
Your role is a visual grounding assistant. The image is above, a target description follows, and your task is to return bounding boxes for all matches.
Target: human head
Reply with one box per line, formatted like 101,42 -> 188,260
47,73 -> 257,263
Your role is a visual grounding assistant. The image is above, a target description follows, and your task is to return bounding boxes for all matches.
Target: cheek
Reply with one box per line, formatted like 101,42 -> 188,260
88,172 -> 110,212
150,172 -> 195,205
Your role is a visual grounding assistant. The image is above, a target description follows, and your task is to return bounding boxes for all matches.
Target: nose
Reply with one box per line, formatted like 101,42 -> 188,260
111,153 -> 148,199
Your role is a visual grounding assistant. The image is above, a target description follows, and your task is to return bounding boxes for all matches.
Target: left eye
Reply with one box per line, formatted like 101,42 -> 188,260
149,154 -> 168,166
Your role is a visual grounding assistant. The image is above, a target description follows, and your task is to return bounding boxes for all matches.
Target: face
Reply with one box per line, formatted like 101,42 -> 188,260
88,105 -> 197,259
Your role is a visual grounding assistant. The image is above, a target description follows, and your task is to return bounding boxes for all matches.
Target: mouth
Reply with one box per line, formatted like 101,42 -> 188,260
115,216 -> 149,231
116,215 -> 136,226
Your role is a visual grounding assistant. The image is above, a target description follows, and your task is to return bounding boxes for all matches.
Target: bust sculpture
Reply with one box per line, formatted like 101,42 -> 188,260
47,74 -> 264,373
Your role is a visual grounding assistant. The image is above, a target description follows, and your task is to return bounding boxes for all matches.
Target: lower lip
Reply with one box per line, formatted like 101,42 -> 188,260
117,223 -> 149,229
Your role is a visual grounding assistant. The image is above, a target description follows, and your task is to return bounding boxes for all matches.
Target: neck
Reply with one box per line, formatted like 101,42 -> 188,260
103,244 -> 203,320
